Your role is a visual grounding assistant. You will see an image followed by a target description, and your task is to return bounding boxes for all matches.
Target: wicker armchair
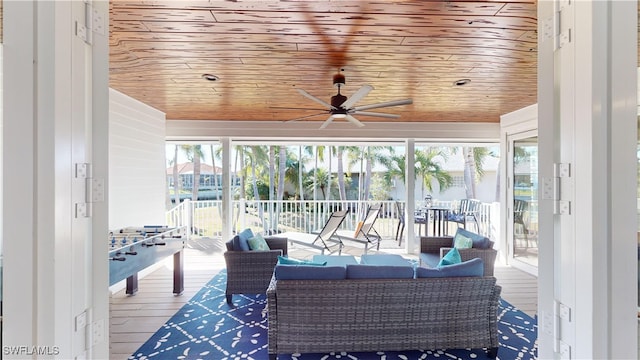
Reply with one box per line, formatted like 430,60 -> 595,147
420,235 -> 497,276
223,236 -> 287,304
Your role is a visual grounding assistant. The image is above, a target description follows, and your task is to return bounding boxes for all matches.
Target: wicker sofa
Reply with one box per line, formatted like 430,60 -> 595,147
223,235 -> 287,305
420,228 -> 498,276
266,270 -> 501,359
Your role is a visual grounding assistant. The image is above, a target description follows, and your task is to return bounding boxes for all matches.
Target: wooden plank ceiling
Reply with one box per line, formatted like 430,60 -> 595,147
109,0 -> 538,124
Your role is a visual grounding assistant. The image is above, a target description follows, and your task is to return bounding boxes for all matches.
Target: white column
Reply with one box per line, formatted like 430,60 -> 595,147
221,137 -> 232,240
405,139 -> 416,253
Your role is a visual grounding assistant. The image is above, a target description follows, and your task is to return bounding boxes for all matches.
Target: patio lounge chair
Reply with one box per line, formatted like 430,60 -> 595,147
280,209 -> 349,255
332,203 -> 382,254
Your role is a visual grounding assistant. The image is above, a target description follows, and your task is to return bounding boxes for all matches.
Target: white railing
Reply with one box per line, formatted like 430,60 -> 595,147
166,199 -> 499,242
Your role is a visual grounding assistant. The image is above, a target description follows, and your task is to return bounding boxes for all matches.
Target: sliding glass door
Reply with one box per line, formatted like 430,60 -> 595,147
508,131 -> 538,273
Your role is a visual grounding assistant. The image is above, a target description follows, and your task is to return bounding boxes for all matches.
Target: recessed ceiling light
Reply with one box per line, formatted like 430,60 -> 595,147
202,74 -> 219,81
453,79 -> 471,86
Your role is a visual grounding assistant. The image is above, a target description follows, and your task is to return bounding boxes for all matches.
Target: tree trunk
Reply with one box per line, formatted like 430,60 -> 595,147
269,146 -> 276,230
276,146 -> 286,231
463,147 -> 476,198
337,147 -> 346,200
210,145 -> 218,198
326,147 -> 332,200
364,152 -> 372,202
313,146 -> 319,201
191,149 -> 201,201
172,145 -> 181,204
298,146 -> 304,201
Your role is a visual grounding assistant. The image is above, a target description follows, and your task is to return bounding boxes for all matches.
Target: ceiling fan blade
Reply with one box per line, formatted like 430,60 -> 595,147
353,98 -> 413,111
271,106 -> 328,111
284,112 -> 330,122
296,88 -> 335,110
319,115 -> 335,129
345,114 -> 365,127
340,84 -> 374,109
352,111 -> 400,119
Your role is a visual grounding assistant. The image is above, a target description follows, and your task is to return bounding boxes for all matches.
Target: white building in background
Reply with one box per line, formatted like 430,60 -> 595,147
388,154 -> 500,204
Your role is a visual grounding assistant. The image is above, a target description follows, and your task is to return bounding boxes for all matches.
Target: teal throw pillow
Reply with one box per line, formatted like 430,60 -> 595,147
438,247 -> 462,267
277,255 -> 327,266
453,234 -> 473,249
247,234 -> 270,251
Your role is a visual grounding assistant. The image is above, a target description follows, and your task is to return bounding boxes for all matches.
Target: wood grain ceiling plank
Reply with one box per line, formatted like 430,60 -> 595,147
209,10 -> 535,31
137,21 -> 533,38
111,8 -> 215,22
119,47 -> 533,62
111,1 -> 519,16
110,33 -> 402,45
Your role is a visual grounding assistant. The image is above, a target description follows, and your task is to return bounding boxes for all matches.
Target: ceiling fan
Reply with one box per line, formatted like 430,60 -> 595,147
286,74 -> 413,129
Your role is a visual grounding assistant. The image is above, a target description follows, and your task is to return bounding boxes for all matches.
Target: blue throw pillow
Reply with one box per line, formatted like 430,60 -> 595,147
346,264 -> 415,279
274,265 -> 346,280
231,235 -> 243,251
236,228 -> 254,251
438,247 -> 462,267
277,255 -> 327,266
416,258 -> 484,278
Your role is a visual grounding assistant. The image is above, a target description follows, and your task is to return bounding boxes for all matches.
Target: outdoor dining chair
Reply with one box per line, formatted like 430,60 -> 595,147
447,199 -> 481,233
331,203 -> 382,254
395,201 -> 405,246
279,209 -> 349,255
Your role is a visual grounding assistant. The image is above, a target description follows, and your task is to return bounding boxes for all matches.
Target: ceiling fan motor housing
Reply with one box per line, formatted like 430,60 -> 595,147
331,94 -> 348,113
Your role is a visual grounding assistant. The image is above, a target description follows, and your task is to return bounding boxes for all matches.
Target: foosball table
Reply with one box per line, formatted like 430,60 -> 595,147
108,225 -> 187,295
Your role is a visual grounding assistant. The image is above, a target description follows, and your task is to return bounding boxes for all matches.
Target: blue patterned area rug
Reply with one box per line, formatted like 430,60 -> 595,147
129,270 -> 537,360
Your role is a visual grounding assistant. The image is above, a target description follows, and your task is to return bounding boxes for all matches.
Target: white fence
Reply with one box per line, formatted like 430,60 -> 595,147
167,199 -> 499,242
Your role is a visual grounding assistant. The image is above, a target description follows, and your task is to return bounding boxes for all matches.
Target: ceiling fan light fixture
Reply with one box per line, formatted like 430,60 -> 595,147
333,113 -> 347,119
202,74 -> 220,81
454,78 -> 471,86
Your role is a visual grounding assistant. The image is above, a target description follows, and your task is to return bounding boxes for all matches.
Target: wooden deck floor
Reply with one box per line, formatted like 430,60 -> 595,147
109,237 -> 538,360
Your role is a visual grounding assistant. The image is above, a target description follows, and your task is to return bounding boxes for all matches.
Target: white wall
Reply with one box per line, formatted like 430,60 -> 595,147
109,88 -> 167,229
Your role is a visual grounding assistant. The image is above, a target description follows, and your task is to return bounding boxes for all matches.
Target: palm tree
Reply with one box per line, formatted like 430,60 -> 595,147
415,147 -> 453,198
306,167 -> 330,199
379,147 -> 452,198
269,146 -> 276,230
313,146 -> 326,201
336,146 -> 348,200
245,145 -> 269,231
172,144 -> 181,204
209,144 -> 220,198
459,146 -> 490,199
180,145 -> 204,201
345,145 -> 388,202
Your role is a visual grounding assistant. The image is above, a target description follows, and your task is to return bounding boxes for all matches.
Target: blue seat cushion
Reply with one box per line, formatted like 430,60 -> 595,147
416,258 -> 484,278
346,264 -> 415,279
454,228 -> 491,249
419,253 -> 440,268
312,255 -> 358,267
360,254 -> 412,267
274,265 -> 346,280
277,255 -> 327,266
